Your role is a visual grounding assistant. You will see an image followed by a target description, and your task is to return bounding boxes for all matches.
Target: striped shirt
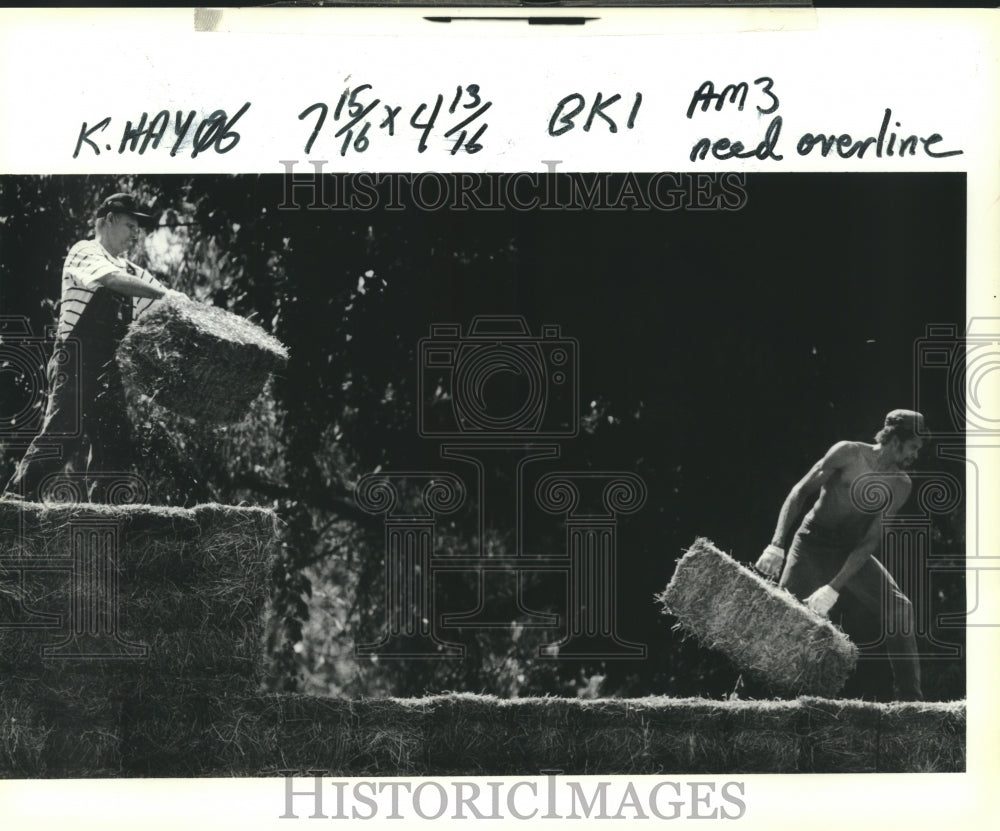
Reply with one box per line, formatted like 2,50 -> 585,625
59,240 -> 166,338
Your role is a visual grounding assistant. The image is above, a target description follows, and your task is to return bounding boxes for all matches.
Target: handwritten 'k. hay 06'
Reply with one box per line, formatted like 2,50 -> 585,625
658,538 -> 858,699
117,299 -> 288,424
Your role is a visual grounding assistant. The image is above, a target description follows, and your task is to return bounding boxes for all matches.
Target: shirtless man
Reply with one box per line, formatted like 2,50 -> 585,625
755,409 -> 925,700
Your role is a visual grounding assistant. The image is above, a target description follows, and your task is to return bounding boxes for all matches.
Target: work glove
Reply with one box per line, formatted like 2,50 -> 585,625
755,544 -> 785,580
805,585 -> 839,617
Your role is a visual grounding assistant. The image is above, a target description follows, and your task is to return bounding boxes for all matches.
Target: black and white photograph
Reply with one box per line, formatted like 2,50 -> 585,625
0,6 -> 996,830
0,171 -> 970,775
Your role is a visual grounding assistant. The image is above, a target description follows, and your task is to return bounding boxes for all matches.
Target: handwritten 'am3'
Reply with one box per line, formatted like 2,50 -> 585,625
686,77 -> 961,162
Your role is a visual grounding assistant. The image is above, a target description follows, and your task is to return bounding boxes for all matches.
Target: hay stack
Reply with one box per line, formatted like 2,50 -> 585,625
798,696 -> 882,772
0,505 -> 965,778
0,683 -> 122,777
148,694 -> 965,777
123,694 -> 432,778
117,299 -> 288,424
0,502 -> 275,690
0,501 -> 277,777
878,699 -> 966,772
0,688 -> 966,777
657,538 -> 858,698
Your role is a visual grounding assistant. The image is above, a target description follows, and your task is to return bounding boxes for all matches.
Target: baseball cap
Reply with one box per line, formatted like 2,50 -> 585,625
883,409 -> 926,434
96,193 -> 152,220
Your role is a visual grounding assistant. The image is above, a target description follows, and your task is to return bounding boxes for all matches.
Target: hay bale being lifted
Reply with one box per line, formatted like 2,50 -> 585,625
117,299 -> 288,424
657,537 -> 858,698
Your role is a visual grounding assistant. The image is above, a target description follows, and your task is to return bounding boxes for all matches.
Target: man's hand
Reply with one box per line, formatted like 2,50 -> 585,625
805,585 -> 839,617
161,288 -> 188,303
755,544 -> 785,580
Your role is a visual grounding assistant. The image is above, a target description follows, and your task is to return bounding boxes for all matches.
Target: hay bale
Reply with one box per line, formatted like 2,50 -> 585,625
878,700 -> 965,772
0,627 -> 265,686
209,695 -> 429,778
0,690 -> 966,777
564,697 -> 800,774
0,502 -> 274,691
0,684 -> 122,777
621,697 -> 730,774
216,694 -> 360,777
119,692 -> 248,777
0,502 -> 276,589
799,697 -> 880,772
117,299 -> 288,424
799,697 -> 966,773
657,538 -> 858,698
0,500 -> 277,776
424,694 -> 576,775
422,695 -> 796,776
106,694 -> 433,778
719,698 -> 803,773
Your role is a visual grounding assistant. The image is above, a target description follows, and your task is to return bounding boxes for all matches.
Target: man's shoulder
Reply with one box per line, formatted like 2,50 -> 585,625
65,239 -> 108,261
825,440 -> 868,460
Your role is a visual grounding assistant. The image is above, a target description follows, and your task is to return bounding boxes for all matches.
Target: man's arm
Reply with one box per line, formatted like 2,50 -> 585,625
805,475 -> 913,615
93,270 -> 185,301
756,441 -> 855,578
829,520 -> 881,593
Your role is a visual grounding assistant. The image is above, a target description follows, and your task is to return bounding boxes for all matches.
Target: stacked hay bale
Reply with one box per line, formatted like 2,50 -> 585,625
195,693 -> 964,777
877,699 -> 966,772
657,538 -> 858,698
214,695 -> 431,778
0,501 -> 276,777
117,299 -> 288,424
0,507 -> 966,777
798,697 -> 883,772
798,696 -> 966,773
420,695 -> 802,775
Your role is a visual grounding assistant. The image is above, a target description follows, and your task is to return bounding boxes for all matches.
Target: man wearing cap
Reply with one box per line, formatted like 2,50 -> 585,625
3,193 -> 187,502
755,410 -> 926,700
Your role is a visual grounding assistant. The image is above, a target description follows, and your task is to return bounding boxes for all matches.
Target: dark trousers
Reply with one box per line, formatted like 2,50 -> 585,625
780,521 -> 923,701
5,290 -> 134,502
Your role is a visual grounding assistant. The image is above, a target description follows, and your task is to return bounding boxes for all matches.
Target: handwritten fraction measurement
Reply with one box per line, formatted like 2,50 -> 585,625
299,84 -> 491,156
73,104 -> 252,159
